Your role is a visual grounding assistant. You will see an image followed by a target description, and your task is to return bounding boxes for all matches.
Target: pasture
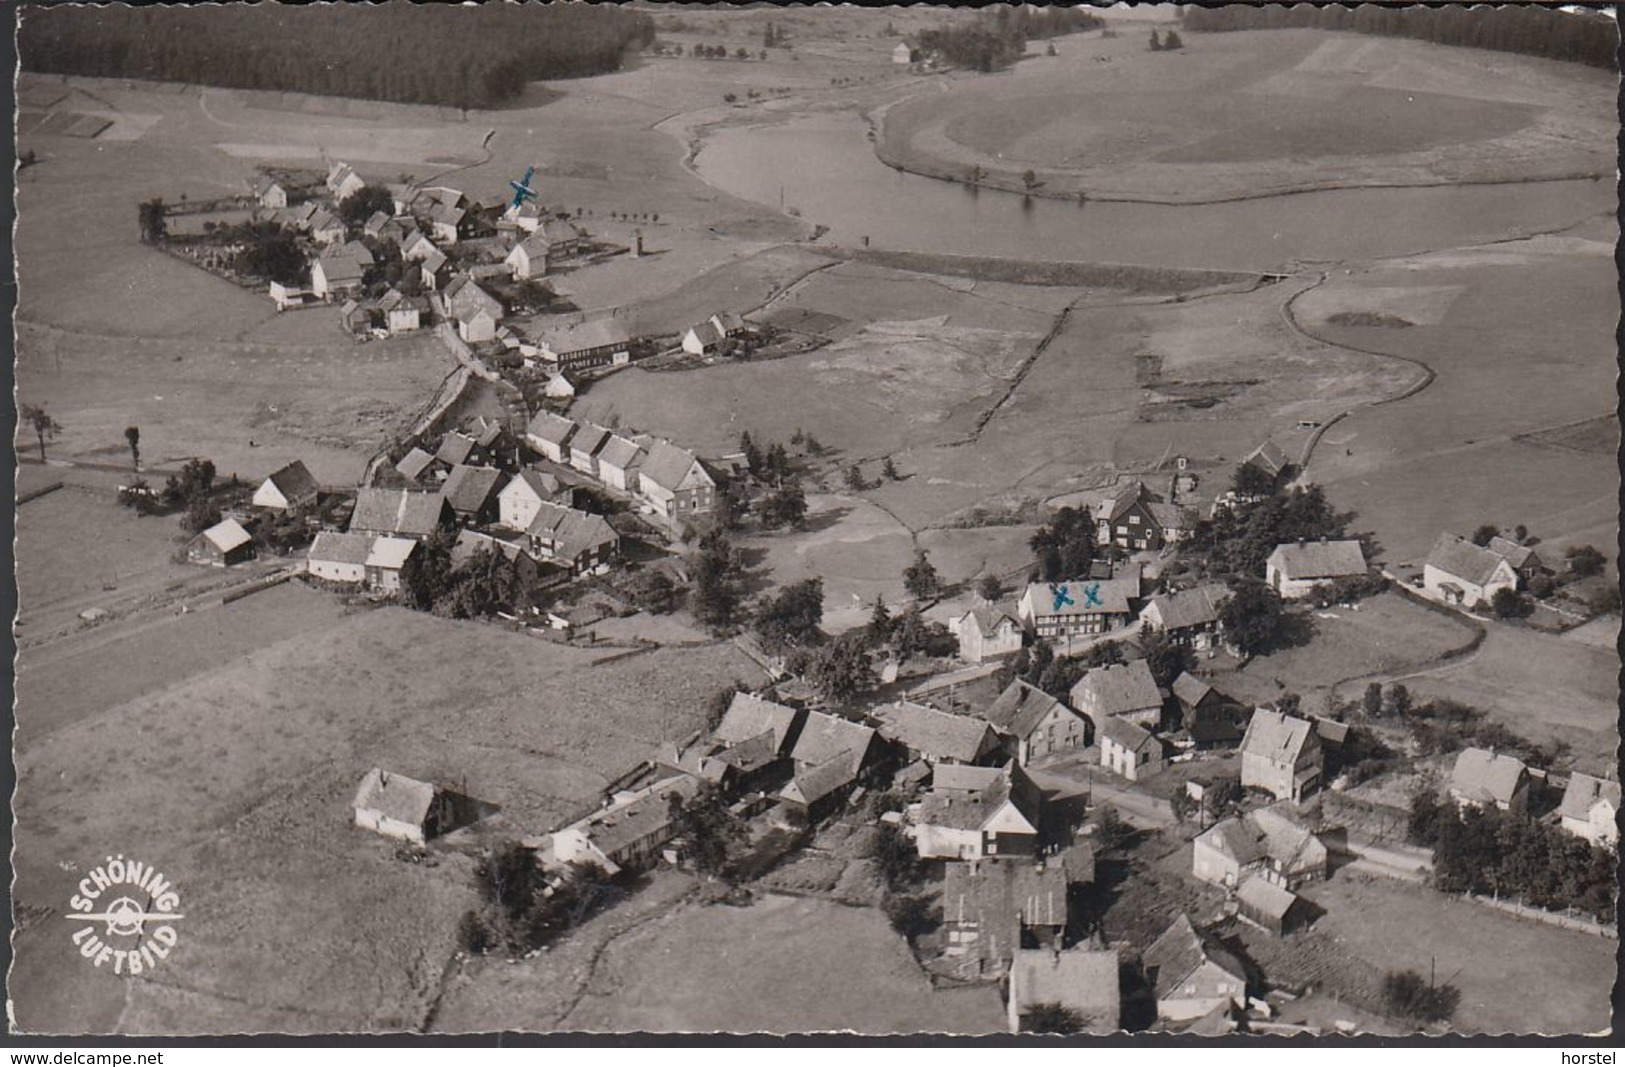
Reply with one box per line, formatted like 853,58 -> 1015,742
10,586 -> 764,1033
878,28 -> 1616,202
553,893 -> 1009,1034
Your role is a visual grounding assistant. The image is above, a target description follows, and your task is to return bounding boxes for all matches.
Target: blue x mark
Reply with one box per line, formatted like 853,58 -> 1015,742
1050,584 -> 1073,611
1080,583 -> 1103,607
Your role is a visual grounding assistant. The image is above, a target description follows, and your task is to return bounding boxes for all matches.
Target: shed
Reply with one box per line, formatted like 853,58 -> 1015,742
187,518 -> 255,567
353,767 -> 454,846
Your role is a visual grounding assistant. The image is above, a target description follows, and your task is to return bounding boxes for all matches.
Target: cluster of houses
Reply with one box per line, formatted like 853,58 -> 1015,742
525,410 -> 717,529
1446,745 -> 1619,848
1421,531 -> 1547,609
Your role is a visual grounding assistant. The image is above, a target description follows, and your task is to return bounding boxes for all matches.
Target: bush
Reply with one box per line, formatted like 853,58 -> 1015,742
1382,969 -> 1460,1023
1490,587 -> 1534,620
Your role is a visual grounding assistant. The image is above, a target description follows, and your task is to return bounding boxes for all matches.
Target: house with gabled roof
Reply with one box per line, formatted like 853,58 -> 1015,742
1138,584 -> 1226,651
1007,946 -> 1121,1035
444,275 -> 503,344
326,161 -> 366,202
520,501 -> 619,575
1172,673 -> 1242,748
981,679 -> 1090,762
308,530 -> 373,585
254,176 -> 289,210
1244,440 -> 1292,482
552,773 -> 700,877
1237,873 -> 1303,936
876,700 -> 1001,766
913,761 -> 1044,861
1193,804 -> 1327,890
1487,535 -> 1546,583
1142,913 -> 1248,1022
716,692 -> 804,756
710,311 -> 749,338
505,232 -> 554,280
349,488 -> 452,540
637,440 -> 716,523
435,432 -> 478,469
681,319 -> 727,356
353,768 -> 456,846
525,410 -> 577,464
942,858 -> 1069,978
310,254 -> 366,300
1423,533 -> 1519,609
949,602 -> 1024,664
402,230 -> 436,263
419,248 -> 453,291
308,208 -> 346,246
596,434 -> 645,494
253,460 -> 320,511
498,469 -> 565,532
1099,716 -> 1165,782
1266,539 -> 1367,599
395,447 -> 435,483
377,287 -> 424,334
788,710 -> 881,774
567,422 -> 613,478
1017,565 -> 1141,641
441,464 -> 505,525
1096,480 -> 1169,552
428,201 -> 468,245
1559,772 -> 1619,848
779,755 -> 865,823
1239,708 -> 1321,801
187,518 -> 255,567
1449,747 -> 1529,812
538,319 -> 635,372
1070,659 -> 1165,730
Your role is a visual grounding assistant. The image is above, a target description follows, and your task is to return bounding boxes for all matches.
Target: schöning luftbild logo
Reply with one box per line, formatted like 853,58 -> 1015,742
65,855 -> 185,975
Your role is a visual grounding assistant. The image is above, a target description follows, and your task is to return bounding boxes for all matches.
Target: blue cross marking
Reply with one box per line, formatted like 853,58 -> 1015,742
1080,582 -> 1103,607
1050,584 -> 1073,612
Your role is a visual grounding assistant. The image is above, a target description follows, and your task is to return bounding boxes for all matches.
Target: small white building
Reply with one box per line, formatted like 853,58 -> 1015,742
1423,533 -> 1519,609
353,768 -> 452,846
1559,772 -> 1620,848
525,411 -> 577,464
949,603 -> 1024,664
1099,716 -> 1164,782
892,41 -> 914,64
1239,709 -> 1322,802
253,460 -> 320,511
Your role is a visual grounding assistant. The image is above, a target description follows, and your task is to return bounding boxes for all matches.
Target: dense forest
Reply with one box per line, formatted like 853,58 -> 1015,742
918,5 -> 1104,73
19,3 -> 656,109
1182,4 -> 1617,71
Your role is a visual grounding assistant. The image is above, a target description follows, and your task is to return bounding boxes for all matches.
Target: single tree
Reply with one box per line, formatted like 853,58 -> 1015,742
1565,544 -> 1607,579
1490,586 -> 1533,620
800,632 -> 877,702
1148,27 -> 1163,50
754,577 -> 825,652
976,573 -> 1007,602
338,184 -> 395,227
124,425 -> 141,469
903,548 -> 941,600
1142,631 -> 1193,689
1512,524 -> 1529,544
1382,969 -> 1460,1024
1470,524 -> 1499,547
866,594 -> 893,646
182,496 -> 223,534
881,456 -> 900,480
1362,681 -> 1383,718
757,481 -> 808,530
21,404 -> 61,462
1217,579 -> 1286,657
1021,169 -> 1040,192
1231,461 -> 1276,498
1387,683 -> 1412,719
844,464 -> 868,493
137,197 -> 166,244
1162,29 -> 1184,49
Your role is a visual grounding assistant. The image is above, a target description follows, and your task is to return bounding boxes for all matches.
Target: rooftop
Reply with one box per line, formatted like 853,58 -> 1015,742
1268,539 -> 1367,581
875,700 -> 996,764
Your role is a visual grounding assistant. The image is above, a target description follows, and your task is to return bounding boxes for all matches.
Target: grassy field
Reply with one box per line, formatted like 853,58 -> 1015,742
1301,877 -> 1615,1036
877,28 -> 1616,203
11,585 -> 764,1033
552,893 -> 1009,1034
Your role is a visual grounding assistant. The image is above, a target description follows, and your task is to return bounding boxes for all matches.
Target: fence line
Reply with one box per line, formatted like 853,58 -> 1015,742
1465,893 -> 1616,939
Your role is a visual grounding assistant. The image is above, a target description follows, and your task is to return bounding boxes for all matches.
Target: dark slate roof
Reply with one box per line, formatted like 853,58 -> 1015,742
876,700 -> 997,763
781,755 -> 859,806
916,761 -> 1042,833
1070,660 -> 1163,718
542,318 -> 631,355
942,860 -> 1069,964
596,434 -> 644,471
1487,535 -> 1539,571
442,464 -> 504,515
1237,874 -> 1297,920
983,679 -> 1078,741
1144,585 -> 1223,632
1143,913 -> 1247,998
1246,440 -> 1291,477
569,423 -> 611,458
1170,671 -> 1215,710
263,460 -> 319,502
1426,533 -> 1513,587
1099,714 -> 1158,754
1196,806 -> 1324,870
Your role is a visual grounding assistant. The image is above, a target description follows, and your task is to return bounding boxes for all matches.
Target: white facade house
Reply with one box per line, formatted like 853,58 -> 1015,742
1265,539 -> 1367,599
1422,534 -> 1519,609
1559,773 -> 1620,848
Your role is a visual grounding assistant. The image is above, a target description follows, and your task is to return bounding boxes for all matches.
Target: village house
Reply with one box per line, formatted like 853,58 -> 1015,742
709,311 -> 749,339
1423,533 -> 1519,609
378,288 -> 424,335
518,501 -> 620,576
552,774 -> 700,877
661,728 -> 786,797
948,602 -> 1024,664
1138,584 -> 1226,651
1172,673 -> 1243,748
395,447 -> 436,483
788,709 -> 882,775
1244,439 -> 1292,483
1558,772 -> 1619,848
252,460 -> 320,511
1070,659 -> 1165,730
1192,805 -> 1328,890
1142,913 -> 1249,1022
716,692 -> 804,757
308,209 -> 345,246
1239,708 -> 1322,802
504,232 -> 553,281
1007,946 -> 1122,1035
253,176 -> 289,210
538,216 -> 586,257
497,469 -> 566,531
980,678 -> 1091,763
1236,873 -> 1304,936
875,700 -> 1001,766
892,40 -> 913,64
525,410 -> 577,464
1265,539 -> 1368,599
186,518 -> 255,567
1016,565 -> 1141,641
1487,535 -> 1547,584
596,434 -> 646,494
637,440 -> 717,524
941,858 -> 1069,979
307,531 -> 419,593
567,422 -> 612,478
326,161 -> 366,203
310,254 -> 366,301
435,432 -> 478,469
443,275 -> 503,345
912,761 -> 1044,861
401,230 -> 436,263
353,768 -> 459,846
1099,716 -> 1165,782
779,755 -> 866,824
348,488 -> 452,540
1095,481 -> 1172,552
681,319 -> 727,357
419,248 -> 453,292
1449,747 -> 1529,812
539,319 -> 636,372
428,202 -> 467,245
441,464 -> 505,525
543,370 -> 577,401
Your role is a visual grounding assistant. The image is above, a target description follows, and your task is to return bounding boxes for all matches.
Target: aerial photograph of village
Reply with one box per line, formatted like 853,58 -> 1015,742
8,0 -> 1619,1041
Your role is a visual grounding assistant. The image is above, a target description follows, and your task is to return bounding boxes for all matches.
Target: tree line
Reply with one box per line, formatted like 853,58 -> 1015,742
20,4 -> 657,109
917,5 -> 1103,73
1181,4 -> 1616,71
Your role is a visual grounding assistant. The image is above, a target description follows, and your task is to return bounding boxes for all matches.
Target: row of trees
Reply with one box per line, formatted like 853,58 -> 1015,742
1181,4 -> 1616,71
21,4 -> 656,109
1192,479 -> 1358,579
1409,792 -> 1616,923
460,845 -> 621,956
916,5 -> 1102,73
